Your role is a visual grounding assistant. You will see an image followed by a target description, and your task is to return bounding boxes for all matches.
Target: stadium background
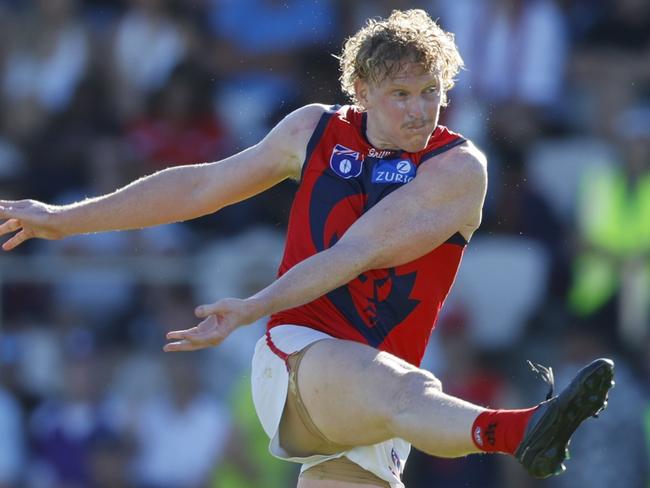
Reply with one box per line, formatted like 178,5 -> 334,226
0,0 -> 648,486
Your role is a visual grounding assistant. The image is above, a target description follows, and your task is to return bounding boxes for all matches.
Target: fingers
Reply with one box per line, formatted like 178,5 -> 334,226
0,216 -> 26,252
2,229 -> 30,251
163,335 -> 224,352
164,329 -> 202,352
0,217 -> 20,233
195,304 -> 215,318
163,339 -> 206,352
166,330 -> 188,340
163,316 -> 226,352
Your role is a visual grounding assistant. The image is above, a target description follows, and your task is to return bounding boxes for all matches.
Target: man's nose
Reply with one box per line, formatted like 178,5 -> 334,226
406,96 -> 426,119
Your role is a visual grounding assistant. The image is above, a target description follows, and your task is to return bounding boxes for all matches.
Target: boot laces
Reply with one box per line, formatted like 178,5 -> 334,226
527,360 -> 555,401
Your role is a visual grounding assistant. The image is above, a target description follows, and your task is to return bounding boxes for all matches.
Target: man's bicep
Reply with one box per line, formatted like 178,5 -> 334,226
336,145 -> 487,270
195,104 -> 326,211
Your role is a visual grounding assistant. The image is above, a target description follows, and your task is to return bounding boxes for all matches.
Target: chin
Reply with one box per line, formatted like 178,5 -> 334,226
399,129 -> 433,152
403,137 -> 431,153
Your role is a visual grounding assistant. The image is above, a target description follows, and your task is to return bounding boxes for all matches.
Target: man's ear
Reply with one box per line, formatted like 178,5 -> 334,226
354,79 -> 371,109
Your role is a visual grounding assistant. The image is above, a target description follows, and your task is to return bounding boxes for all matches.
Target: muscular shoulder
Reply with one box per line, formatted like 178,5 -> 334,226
285,103 -> 330,131
418,140 -> 487,198
260,104 -> 330,180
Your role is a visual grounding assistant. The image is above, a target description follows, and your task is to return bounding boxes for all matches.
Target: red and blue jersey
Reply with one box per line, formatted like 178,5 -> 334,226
268,105 -> 468,366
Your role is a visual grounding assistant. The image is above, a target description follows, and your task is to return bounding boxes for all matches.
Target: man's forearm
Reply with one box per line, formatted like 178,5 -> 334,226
248,243 -> 368,319
54,164 -> 217,236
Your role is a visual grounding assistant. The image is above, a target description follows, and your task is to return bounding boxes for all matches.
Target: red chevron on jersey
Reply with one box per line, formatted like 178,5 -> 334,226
268,105 -> 468,366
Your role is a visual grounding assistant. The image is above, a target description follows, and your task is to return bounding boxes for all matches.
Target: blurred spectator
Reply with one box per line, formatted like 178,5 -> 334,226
568,0 -> 650,136
208,0 -> 341,144
111,0 -> 190,120
10,319 -> 64,403
435,0 -> 569,143
127,62 -> 232,170
569,105 -> 650,349
28,355 -> 115,488
126,354 -> 231,488
438,0 -> 568,107
23,74 -> 121,201
524,136 -> 617,228
1,0 -> 89,114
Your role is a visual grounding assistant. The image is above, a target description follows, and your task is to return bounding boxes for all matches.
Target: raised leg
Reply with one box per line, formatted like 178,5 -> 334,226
282,338 -> 485,459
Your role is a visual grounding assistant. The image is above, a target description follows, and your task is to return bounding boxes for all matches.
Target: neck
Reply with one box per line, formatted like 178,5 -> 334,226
365,113 -> 399,151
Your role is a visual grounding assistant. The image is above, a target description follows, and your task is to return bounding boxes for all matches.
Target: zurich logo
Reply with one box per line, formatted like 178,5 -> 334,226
372,158 -> 416,184
396,160 -> 412,174
330,144 -> 363,179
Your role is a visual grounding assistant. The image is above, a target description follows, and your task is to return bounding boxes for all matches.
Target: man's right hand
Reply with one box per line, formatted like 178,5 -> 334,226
163,297 -> 262,352
0,199 -> 65,251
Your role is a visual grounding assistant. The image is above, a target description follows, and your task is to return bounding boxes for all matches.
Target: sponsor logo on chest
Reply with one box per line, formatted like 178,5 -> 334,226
368,147 -> 399,158
372,158 -> 416,184
328,144 -> 416,184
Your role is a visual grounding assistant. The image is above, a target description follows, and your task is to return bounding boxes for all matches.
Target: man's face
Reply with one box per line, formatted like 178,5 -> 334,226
358,63 -> 444,153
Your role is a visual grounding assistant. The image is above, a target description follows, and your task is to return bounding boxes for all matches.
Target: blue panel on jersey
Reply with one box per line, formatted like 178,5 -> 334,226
326,268 -> 420,347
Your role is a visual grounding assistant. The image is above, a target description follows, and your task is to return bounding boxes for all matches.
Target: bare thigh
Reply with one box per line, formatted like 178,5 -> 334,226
288,338 -> 441,447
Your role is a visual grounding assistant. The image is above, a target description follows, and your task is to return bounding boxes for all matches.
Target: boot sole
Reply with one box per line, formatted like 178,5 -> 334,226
515,358 -> 615,478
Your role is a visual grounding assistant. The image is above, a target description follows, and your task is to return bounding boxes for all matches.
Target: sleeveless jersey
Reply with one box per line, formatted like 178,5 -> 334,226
268,105 -> 468,366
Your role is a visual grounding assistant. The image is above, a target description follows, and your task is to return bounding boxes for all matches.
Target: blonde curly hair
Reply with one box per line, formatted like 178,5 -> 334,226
338,9 -> 464,107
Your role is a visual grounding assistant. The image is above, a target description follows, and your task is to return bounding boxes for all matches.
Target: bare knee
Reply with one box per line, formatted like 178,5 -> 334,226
397,370 -> 443,408
387,370 -> 443,433
422,370 -> 443,392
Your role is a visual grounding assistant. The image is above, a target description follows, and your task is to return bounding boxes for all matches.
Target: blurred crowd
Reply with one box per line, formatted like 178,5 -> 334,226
0,0 -> 649,487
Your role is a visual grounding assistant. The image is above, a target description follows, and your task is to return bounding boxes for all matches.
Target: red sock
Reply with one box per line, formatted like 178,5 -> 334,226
471,407 -> 538,455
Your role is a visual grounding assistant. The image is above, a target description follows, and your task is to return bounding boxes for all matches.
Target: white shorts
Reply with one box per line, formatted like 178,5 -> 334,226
251,324 -> 411,488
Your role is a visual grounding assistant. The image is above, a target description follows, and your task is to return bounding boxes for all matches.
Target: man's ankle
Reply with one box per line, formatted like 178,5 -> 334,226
471,407 -> 539,454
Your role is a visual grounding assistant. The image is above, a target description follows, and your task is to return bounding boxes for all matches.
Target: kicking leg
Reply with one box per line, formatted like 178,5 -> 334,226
280,338 -> 614,480
285,338 -> 485,459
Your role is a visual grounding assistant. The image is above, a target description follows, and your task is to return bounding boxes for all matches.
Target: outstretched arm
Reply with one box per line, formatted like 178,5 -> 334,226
0,104 -> 327,250
165,142 -> 488,351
